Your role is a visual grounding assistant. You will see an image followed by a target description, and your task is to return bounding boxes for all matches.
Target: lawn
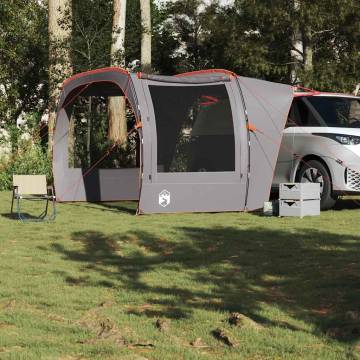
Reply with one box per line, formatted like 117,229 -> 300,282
0,191 -> 359,360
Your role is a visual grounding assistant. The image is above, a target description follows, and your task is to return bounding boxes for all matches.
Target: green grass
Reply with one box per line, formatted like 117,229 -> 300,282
0,191 -> 360,359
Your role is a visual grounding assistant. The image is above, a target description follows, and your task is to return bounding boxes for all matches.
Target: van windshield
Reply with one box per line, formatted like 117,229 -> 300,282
306,96 -> 360,128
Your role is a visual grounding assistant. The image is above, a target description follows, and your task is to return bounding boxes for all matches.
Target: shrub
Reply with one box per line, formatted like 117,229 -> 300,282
0,139 -> 52,190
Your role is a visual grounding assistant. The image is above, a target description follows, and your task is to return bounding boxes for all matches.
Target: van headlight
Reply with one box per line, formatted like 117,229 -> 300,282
313,133 -> 360,145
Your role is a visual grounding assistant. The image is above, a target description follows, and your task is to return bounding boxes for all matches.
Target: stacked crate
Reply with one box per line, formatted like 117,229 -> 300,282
279,183 -> 320,218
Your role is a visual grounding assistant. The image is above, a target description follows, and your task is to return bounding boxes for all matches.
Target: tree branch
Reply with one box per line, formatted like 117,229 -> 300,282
291,46 -> 304,57
311,28 -> 335,36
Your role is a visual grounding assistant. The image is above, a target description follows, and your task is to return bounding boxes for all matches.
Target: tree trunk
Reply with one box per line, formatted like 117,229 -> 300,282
301,26 -> 313,87
48,0 -> 72,152
108,0 -> 127,145
290,28 -> 303,84
303,27 -> 313,73
290,0 -> 303,84
354,84 -> 360,96
108,96 -> 127,144
140,0 -> 152,72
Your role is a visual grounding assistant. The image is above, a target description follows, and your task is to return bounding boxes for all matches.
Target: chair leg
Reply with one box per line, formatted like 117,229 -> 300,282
35,197 -> 56,221
10,190 -> 15,214
49,196 -> 56,221
43,198 -> 49,218
16,196 -> 22,221
15,195 -> 56,222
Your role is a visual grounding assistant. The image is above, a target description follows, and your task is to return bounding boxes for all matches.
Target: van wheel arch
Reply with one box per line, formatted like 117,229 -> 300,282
295,155 -> 332,181
295,155 -> 338,210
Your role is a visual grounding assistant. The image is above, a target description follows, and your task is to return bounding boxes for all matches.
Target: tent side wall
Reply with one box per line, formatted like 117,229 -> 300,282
53,69 -> 141,202
237,76 -> 293,210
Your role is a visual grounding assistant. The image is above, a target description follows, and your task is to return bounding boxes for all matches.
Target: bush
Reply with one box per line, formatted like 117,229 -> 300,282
0,139 -> 52,190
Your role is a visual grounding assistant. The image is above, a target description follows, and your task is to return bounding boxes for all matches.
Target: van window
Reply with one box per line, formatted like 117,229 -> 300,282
307,96 -> 360,128
287,98 -> 321,127
287,96 -> 360,128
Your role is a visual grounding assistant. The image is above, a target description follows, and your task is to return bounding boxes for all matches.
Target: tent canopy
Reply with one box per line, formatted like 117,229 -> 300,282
53,68 -> 293,214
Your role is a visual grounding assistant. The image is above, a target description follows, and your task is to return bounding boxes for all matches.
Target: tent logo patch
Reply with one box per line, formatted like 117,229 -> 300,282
159,190 -> 170,207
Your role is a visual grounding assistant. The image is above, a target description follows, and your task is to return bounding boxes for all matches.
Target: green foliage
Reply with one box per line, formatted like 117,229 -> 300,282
71,0 -> 113,72
0,112 -> 51,190
124,0 -> 142,65
298,0 -> 360,91
0,140 -> 52,190
229,0 -> 359,90
226,0 -> 292,82
124,0 -> 180,74
163,0 -> 213,72
164,0 -> 359,91
0,0 -> 48,126
151,1 -> 180,74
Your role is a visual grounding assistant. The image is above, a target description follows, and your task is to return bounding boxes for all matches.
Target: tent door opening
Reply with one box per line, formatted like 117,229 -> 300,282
54,81 -> 141,203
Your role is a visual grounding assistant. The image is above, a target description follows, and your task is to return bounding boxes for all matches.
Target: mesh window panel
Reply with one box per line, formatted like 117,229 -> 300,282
67,95 -> 138,169
149,84 -> 235,173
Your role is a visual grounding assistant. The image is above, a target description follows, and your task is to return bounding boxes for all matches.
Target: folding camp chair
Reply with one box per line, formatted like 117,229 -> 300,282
11,175 -> 56,221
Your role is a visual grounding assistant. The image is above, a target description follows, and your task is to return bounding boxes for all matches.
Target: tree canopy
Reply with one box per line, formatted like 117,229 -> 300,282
0,0 -> 358,151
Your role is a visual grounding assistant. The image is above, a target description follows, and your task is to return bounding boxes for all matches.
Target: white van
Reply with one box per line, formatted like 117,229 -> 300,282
273,91 -> 360,209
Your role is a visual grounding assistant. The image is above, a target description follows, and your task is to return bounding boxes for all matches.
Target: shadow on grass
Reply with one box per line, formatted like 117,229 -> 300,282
62,201 -> 137,215
98,201 -> 137,215
1,212 -> 48,221
334,198 -> 360,211
1,213 -> 18,220
48,225 -> 360,343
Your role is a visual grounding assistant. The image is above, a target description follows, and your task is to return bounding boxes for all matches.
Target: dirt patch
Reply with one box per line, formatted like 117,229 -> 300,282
78,315 -> 127,347
118,355 -> 149,360
212,328 -> 237,347
98,300 -> 116,309
0,299 -> 17,310
47,313 -> 68,323
0,323 -> 15,330
228,312 -> 264,330
190,337 -> 210,348
77,307 -> 154,349
0,346 -> 23,353
155,319 -> 170,332
156,238 -> 175,255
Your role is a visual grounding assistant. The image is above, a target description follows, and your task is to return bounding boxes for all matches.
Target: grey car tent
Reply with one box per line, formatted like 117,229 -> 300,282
53,68 -> 293,214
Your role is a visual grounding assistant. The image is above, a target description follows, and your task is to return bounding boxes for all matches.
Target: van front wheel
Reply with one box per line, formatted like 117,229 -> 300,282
297,160 -> 337,210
